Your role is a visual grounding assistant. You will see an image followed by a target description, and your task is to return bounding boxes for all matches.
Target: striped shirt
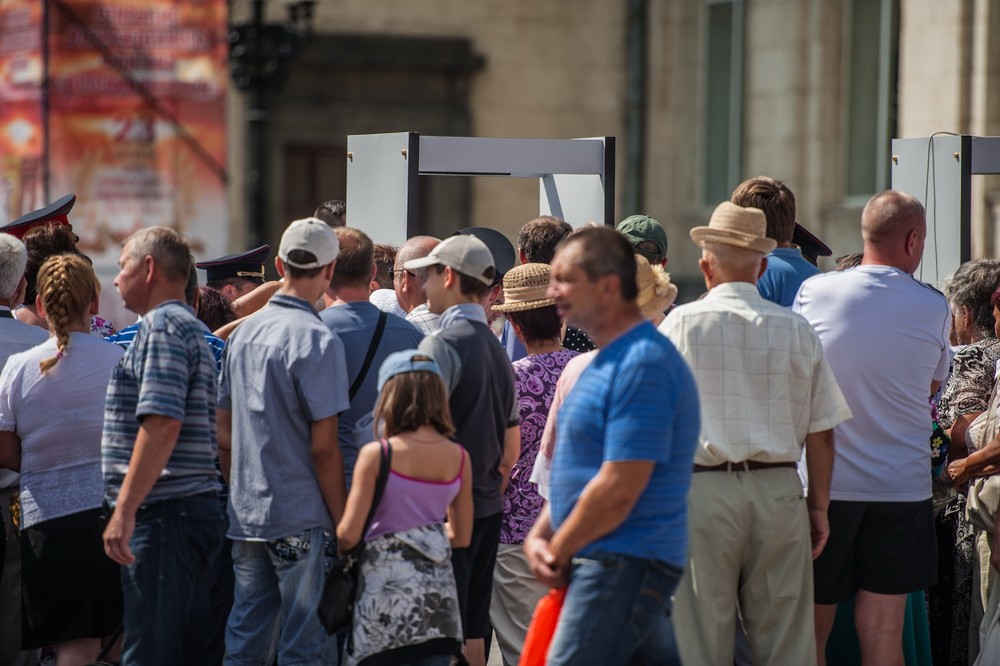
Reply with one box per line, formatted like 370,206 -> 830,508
102,300 -> 221,505
107,322 -> 225,372
549,321 -> 700,566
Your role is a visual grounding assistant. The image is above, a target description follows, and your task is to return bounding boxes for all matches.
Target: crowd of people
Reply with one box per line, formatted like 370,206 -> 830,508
0,177 -> 998,666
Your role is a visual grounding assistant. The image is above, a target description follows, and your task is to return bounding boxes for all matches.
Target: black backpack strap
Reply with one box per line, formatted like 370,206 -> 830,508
349,310 -> 388,401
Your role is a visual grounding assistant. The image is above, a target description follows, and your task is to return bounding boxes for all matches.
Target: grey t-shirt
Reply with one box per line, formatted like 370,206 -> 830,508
219,294 -> 350,540
319,301 -> 423,486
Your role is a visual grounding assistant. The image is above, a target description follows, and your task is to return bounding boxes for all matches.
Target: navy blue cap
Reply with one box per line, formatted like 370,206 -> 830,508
377,349 -> 443,392
453,227 -> 516,284
196,245 -> 270,283
2,194 -> 76,239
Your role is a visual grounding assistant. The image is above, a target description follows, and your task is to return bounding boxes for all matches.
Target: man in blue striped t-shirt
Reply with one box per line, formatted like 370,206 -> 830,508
524,226 -> 701,666
101,226 -> 225,666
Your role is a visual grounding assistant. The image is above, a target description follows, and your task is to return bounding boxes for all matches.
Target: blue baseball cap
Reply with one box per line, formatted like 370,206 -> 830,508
377,349 -> 443,391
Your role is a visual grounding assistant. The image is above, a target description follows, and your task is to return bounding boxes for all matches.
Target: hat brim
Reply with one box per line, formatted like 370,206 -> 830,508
402,256 -> 441,271
492,298 -> 555,314
689,227 -> 776,255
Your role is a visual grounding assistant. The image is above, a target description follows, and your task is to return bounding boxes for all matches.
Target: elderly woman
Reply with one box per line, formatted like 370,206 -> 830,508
488,263 -> 579,666
931,259 -> 1000,665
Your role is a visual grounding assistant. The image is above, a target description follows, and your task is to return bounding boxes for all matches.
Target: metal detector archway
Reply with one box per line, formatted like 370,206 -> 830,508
345,132 -> 615,246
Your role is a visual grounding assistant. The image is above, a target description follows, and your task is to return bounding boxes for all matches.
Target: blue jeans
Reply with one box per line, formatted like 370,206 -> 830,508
120,493 -> 227,666
225,527 -> 337,665
547,551 -> 683,666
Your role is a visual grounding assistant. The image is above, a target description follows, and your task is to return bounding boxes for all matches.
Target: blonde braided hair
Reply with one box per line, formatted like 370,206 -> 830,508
37,254 -> 99,374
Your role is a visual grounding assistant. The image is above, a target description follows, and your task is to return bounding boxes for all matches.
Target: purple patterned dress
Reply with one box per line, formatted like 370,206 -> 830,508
500,348 -> 578,544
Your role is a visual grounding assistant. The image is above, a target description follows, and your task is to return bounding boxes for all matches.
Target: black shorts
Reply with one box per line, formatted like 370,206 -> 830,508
813,499 -> 937,604
451,512 -> 502,640
20,508 -> 123,648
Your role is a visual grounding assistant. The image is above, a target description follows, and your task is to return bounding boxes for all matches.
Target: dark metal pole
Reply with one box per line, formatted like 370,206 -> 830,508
246,0 -> 268,247
624,0 -> 647,216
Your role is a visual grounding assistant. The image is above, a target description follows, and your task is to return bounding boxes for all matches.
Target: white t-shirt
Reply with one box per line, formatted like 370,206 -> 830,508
0,333 -> 124,529
793,265 -> 951,501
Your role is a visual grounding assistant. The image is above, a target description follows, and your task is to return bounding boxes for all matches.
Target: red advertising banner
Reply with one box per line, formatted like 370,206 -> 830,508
47,0 -> 228,269
0,0 -> 45,220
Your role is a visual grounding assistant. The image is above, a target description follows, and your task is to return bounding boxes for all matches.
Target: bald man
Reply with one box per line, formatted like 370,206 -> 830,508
793,191 -> 950,666
394,236 -> 441,334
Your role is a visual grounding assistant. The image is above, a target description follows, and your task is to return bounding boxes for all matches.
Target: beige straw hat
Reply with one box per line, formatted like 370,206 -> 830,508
689,202 -> 777,255
635,255 -> 678,319
492,263 -> 554,313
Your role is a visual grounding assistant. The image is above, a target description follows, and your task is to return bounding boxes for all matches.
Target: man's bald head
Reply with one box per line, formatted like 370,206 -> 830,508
862,191 -> 925,245
861,191 -> 926,273
394,235 -> 440,313
395,235 -> 440,268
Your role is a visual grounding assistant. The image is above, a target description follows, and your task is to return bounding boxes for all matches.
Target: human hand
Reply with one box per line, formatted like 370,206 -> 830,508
948,459 -> 969,487
809,508 -> 829,559
524,534 -> 567,588
103,506 -> 137,565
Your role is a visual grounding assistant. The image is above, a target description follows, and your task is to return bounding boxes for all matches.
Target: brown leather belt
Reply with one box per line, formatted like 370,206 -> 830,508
693,461 -> 798,473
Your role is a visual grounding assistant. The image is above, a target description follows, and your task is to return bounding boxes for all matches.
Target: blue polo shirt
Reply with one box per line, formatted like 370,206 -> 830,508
549,321 -> 700,566
757,247 -> 820,307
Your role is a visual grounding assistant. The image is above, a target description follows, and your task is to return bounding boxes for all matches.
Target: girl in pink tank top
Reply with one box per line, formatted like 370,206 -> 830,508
337,350 -> 472,666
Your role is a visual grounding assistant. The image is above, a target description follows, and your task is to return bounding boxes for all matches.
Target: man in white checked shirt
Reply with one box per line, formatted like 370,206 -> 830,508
660,201 -> 852,666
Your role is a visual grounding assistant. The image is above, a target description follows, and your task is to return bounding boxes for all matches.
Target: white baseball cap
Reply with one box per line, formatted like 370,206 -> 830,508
278,217 -> 340,269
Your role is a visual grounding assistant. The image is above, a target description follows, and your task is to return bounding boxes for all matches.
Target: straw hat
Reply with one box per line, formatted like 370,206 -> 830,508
690,202 -> 777,255
635,255 -> 678,319
492,263 -> 554,313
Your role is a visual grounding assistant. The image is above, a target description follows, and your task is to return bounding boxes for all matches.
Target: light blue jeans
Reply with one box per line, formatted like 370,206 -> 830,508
224,528 -> 337,665
546,551 -> 683,666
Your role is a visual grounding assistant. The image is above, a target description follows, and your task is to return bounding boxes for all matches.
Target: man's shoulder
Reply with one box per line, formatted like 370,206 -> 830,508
0,317 -> 48,345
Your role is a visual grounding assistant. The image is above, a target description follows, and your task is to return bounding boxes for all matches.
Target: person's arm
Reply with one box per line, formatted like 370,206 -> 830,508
948,411 -> 983,460
931,380 -> 943,398
499,426 -> 520,493
804,429 -> 834,559
230,281 -> 281,319
523,505 -> 565,588
336,441 -> 377,551
547,460 -> 654,569
0,431 -> 21,471
216,408 -> 232,484
214,314 -> 249,341
950,432 -> 1000,486
103,415 -> 182,565
446,449 -> 473,548
311,415 -> 347,526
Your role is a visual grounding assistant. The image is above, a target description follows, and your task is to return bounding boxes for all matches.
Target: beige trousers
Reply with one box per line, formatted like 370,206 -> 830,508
674,467 -> 815,666
489,543 -> 548,666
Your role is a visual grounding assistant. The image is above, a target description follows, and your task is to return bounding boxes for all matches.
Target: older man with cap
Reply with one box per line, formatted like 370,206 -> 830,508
217,218 -> 349,664
617,214 -> 669,267
406,235 -> 519,666
660,202 -> 851,665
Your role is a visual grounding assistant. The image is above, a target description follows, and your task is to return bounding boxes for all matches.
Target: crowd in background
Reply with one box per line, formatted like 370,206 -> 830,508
0,177 -> 999,666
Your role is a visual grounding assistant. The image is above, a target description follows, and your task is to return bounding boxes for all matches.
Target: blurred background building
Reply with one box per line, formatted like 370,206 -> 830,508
4,0 -> 1000,307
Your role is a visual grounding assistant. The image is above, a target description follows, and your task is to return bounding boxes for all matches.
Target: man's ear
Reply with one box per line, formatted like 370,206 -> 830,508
757,256 -> 768,280
274,257 -> 287,279
143,254 -> 156,284
324,260 -> 336,281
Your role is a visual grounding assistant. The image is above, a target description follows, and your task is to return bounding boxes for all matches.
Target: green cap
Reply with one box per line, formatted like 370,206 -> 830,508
617,215 -> 668,264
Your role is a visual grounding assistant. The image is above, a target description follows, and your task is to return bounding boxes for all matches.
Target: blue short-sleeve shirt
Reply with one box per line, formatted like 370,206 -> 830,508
549,321 -> 700,566
102,300 -> 222,505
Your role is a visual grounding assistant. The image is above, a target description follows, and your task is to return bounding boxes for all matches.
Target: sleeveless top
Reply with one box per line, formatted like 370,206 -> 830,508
365,445 -> 464,540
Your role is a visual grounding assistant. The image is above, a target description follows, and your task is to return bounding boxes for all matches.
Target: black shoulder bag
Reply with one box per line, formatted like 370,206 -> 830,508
317,439 -> 392,635
348,310 -> 387,401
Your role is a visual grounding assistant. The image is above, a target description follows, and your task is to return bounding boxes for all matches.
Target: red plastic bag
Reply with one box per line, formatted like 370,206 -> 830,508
519,587 -> 567,666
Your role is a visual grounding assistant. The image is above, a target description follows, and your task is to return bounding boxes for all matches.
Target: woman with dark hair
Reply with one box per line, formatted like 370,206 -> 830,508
196,286 -> 237,333
488,263 -> 579,666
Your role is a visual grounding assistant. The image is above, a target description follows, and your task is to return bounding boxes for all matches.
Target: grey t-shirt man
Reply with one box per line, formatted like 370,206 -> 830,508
219,294 -> 350,540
